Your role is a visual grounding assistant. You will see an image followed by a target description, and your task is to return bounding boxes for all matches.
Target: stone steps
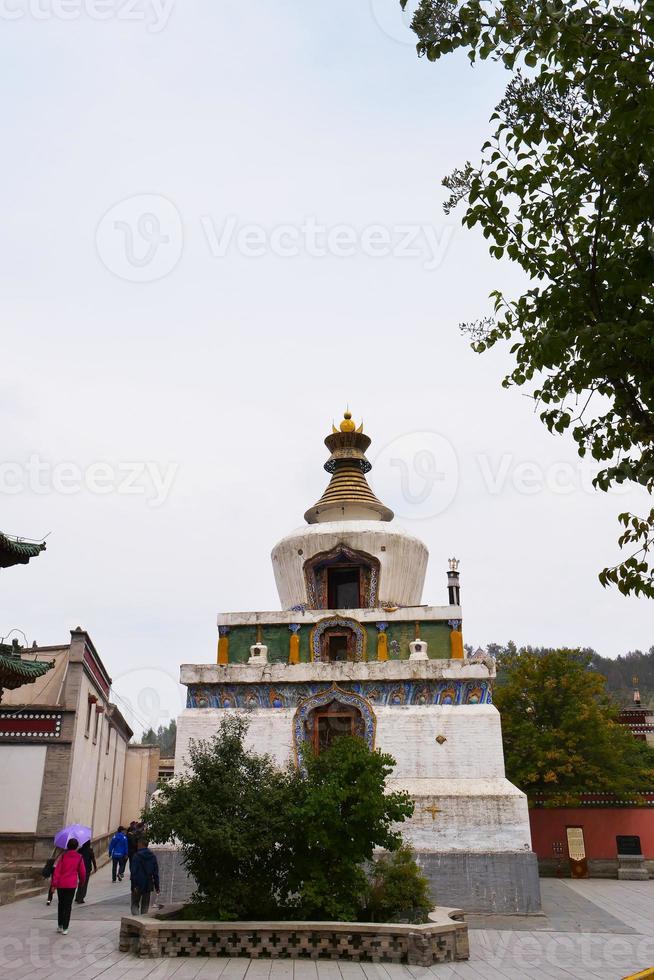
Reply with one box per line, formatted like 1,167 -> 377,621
0,868 -> 49,906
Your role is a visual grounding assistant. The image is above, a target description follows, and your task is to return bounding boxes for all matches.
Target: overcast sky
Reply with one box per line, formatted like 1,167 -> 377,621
2,1 -> 651,735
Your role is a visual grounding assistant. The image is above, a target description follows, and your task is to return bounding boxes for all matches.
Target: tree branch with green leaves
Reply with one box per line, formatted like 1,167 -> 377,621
403,0 -> 654,596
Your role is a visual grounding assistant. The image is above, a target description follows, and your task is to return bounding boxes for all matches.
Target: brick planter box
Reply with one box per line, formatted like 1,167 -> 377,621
119,907 -> 469,966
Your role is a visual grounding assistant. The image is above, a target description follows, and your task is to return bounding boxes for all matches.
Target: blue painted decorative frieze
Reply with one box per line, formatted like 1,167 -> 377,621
186,679 -> 491,709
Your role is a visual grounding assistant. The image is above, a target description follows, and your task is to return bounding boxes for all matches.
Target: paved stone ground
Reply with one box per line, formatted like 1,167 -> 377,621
1,863 -> 653,980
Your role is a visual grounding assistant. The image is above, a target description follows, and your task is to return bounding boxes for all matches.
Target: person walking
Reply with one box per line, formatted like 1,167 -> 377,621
126,821 -> 139,870
42,846 -> 62,906
52,839 -> 86,934
130,838 -> 160,916
75,840 -> 97,904
108,826 -> 129,882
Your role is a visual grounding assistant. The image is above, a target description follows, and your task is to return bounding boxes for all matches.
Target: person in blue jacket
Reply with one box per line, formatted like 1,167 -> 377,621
130,838 -> 160,915
108,826 -> 129,883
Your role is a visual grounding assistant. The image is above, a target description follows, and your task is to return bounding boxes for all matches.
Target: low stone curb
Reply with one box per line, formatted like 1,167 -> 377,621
119,907 -> 469,965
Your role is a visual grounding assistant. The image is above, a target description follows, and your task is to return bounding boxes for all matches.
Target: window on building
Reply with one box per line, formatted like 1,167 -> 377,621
93,709 -> 101,745
326,632 -> 349,662
85,699 -> 93,737
327,566 -> 361,608
309,702 -> 365,754
105,722 -> 111,755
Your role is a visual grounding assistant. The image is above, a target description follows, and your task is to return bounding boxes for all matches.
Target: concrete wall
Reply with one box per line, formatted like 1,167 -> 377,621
65,672 -> 107,827
121,744 -> 160,826
0,745 -> 47,832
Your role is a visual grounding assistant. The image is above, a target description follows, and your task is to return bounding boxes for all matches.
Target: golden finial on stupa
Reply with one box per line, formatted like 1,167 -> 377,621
339,409 -> 356,433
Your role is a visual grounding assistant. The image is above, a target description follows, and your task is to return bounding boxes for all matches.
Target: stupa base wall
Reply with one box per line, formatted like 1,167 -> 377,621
152,845 -> 540,914
416,850 -> 541,914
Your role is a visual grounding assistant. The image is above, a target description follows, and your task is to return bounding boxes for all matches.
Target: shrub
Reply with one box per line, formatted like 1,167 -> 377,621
363,845 -> 432,923
145,719 -> 415,922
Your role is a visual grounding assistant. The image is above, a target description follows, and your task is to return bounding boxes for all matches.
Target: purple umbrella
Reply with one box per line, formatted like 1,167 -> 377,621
54,824 -> 92,849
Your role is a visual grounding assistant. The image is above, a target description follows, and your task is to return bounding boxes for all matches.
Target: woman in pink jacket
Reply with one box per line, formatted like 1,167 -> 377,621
51,839 -> 86,934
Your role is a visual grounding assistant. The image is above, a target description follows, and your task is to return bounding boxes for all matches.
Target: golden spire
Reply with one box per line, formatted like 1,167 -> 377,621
304,410 -> 394,524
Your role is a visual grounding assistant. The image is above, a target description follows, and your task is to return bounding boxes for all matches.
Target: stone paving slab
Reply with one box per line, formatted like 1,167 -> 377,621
467,879 -> 637,934
1,864 -> 654,980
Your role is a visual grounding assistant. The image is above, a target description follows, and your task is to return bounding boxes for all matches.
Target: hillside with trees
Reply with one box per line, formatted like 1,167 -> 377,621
486,642 -> 654,707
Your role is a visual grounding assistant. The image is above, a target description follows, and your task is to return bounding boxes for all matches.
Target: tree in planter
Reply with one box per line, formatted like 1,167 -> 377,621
402,0 -> 654,597
145,718 -> 417,922
494,647 -> 654,805
290,736 -> 415,921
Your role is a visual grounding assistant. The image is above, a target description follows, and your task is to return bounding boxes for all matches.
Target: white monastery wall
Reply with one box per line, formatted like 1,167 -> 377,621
391,778 -> 531,853
110,732 -> 128,830
66,673 -> 130,831
176,705 -> 506,781
66,673 -> 102,826
0,745 -> 47,832
374,705 -> 506,780
175,707 -> 532,856
271,521 -> 428,608
175,709 -> 296,774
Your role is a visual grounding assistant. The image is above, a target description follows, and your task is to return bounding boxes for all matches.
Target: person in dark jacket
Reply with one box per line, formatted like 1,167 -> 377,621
75,840 -> 97,904
130,838 -> 160,915
126,821 -> 139,869
108,826 -> 129,882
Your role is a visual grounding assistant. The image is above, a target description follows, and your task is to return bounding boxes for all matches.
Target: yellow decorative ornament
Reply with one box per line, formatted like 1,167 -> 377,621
339,410 -> 356,433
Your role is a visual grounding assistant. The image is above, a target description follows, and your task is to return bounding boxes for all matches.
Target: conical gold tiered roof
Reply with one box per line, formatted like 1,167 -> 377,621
304,411 -> 394,524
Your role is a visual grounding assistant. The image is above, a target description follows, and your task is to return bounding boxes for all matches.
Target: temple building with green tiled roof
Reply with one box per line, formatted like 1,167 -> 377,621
0,640 -> 54,703
0,532 -> 46,569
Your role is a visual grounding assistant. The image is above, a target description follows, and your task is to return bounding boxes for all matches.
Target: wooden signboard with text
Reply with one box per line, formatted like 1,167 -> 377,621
566,826 -> 589,878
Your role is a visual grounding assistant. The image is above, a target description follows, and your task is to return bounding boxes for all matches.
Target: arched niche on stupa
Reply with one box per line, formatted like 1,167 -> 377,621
309,616 -> 366,663
292,686 -> 376,768
303,544 -> 379,610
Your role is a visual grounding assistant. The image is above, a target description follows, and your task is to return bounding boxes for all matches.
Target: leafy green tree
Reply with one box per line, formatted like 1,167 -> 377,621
145,716 -> 297,919
493,647 -> 654,804
290,736 -> 415,920
402,0 -> 654,596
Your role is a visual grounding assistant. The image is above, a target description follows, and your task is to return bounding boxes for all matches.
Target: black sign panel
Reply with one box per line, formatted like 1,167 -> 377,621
616,835 -> 642,855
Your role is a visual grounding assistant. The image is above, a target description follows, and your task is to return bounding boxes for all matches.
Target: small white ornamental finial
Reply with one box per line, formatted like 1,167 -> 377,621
448,557 -> 460,572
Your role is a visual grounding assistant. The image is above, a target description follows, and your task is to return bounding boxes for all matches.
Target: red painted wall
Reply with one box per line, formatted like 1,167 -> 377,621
530,808 -> 654,859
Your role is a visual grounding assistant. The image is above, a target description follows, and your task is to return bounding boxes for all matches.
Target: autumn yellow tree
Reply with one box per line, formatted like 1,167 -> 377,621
494,648 -> 654,805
